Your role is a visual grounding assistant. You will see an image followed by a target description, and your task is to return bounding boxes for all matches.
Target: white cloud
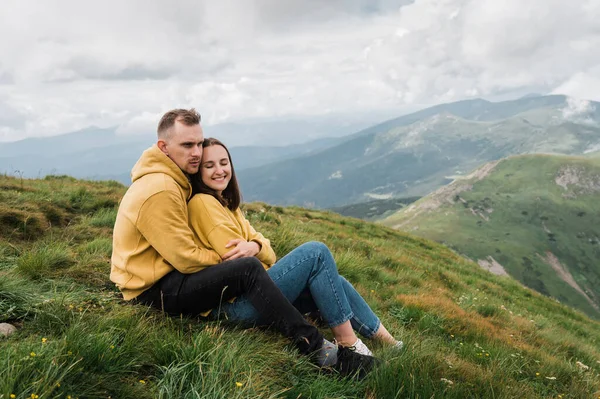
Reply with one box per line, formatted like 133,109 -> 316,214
116,111 -> 160,136
561,97 -> 595,120
552,71 -> 600,102
0,0 -> 599,141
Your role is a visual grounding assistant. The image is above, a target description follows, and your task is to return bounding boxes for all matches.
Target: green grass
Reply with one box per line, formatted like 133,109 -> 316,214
16,242 -> 74,280
85,208 -> 117,228
382,154 -> 600,319
1,174 -> 600,398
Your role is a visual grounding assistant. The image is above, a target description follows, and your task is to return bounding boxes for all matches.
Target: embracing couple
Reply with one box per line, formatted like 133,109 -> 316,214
110,108 -> 403,379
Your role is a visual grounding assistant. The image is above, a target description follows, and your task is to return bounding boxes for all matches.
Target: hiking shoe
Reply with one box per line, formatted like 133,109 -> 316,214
317,338 -> 338,367
333,345 -> 379,379
352,338 -> 373,356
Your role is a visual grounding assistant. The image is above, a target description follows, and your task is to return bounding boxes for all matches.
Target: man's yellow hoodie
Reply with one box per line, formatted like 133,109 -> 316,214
110,145 -> 221,300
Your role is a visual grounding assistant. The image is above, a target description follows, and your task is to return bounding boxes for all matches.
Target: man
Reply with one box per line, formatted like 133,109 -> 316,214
110,109 -> 220,301
110,108 -> 376,377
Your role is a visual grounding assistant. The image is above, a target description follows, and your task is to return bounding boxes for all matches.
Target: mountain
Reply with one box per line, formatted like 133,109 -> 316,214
0,127 -> 151,181
237,95 -> 600,208
203,113 -> 390,147
0,127 -> 343,185
1,174 -> 599,397
229,136 -> 341,170
380,154 -> 600,318
328,196 -> 420,221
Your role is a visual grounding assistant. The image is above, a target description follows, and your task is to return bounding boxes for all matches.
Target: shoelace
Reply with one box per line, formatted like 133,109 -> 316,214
333,339 -> 357,351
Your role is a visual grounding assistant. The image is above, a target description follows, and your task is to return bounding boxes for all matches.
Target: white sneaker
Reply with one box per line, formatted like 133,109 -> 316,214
352,338 -> 373,356
394,340 -> 404,350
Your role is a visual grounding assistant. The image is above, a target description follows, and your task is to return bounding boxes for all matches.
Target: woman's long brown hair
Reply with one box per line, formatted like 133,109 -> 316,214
191,137 -> 241,211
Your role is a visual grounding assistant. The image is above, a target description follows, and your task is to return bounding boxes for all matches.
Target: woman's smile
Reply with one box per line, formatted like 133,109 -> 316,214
201,145 -> 233,193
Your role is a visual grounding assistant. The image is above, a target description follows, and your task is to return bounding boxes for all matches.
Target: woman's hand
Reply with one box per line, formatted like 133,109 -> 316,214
222,239 -> 260,261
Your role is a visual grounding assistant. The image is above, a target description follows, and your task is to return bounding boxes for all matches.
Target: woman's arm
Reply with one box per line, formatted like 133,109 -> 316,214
188,195 -> 248,259
238,209 -> 277,266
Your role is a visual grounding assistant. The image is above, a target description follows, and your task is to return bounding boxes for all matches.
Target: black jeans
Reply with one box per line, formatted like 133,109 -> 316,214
136,257 -> 323,355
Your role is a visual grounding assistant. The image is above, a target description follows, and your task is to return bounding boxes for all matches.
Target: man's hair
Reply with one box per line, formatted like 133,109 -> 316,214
157,108 -> 201,139
191,137 -> 241,211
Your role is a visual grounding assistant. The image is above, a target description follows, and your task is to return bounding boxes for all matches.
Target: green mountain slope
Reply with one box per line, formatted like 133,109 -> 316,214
1,175 -> 599,398
381,154 -> 600,319
329,196 -> 420,221
238,95 -> 600,208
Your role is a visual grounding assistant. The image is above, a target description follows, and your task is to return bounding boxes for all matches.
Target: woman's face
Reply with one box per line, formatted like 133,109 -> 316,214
200,144 -> 232,194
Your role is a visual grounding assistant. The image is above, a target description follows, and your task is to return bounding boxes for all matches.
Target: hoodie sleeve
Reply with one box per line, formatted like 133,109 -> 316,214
238,209 -> 276,267
188,195 -> 276,268
137,190 -> 222,273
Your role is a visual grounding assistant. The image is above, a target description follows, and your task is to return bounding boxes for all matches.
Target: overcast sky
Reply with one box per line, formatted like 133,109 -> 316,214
1,0 -> 599,142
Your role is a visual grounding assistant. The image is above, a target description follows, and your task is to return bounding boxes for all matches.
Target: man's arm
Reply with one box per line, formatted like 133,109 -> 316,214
137,190 -> 221,273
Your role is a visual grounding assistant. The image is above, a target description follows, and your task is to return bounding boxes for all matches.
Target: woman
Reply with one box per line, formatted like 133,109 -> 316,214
188,138 -> 403,357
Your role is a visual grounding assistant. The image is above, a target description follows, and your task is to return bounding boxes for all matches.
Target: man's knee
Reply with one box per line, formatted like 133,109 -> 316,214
240,257 -> 264,274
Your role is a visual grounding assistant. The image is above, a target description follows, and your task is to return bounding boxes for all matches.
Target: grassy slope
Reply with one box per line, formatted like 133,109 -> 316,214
381,154 -> 600,320
1,174 -> 600,398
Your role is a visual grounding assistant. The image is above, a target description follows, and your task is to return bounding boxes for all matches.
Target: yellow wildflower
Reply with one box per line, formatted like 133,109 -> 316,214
69,304 -> 74,309
139,380 -> 146,384
450,334 -> 454,338
31,394 -> 39,399
485,353 -> 490,357
30,352 -> 36,357
67,351 -> 73,355
10,394 -> 16,399
535,372 -> 540,376
57,382 -> 61,387
110,345 -> 115,349
235,382 -> 243,387
42,337 -> 47,344
67,396 -> 72,399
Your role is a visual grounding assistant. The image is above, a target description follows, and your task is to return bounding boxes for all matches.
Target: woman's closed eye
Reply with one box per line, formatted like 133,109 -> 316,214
202,160 -> 228,168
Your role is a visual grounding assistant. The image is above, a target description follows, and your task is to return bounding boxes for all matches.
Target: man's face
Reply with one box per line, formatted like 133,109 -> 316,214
159,120 -> 204,175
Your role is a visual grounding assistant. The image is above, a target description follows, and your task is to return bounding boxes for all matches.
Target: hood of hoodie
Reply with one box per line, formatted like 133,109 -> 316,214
131,145 -> 192,198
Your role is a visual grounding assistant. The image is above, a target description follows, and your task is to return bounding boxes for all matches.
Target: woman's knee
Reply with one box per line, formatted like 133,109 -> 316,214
300,241 -> 338,275
300,241 -> 331,258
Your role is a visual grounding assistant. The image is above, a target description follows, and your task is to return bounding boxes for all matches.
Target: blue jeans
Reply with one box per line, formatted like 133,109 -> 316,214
214,241 -> 381,338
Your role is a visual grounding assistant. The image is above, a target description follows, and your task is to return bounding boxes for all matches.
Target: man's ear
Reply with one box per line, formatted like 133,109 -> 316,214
157,140 -> 168,155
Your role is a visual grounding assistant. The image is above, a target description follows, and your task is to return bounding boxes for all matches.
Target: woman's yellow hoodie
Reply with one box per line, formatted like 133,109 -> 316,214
110,145 -> 221,300
187,194 -> 276,269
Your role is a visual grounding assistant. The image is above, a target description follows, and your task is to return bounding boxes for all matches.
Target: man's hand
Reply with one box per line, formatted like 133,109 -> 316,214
222,239 -> 260,261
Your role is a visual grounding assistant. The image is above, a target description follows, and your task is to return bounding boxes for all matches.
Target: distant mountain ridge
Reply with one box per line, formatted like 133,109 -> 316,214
0,127 -> 344,185
381,153 -> 600,318
328,196 -> 420,221
238,95 -> 600,208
